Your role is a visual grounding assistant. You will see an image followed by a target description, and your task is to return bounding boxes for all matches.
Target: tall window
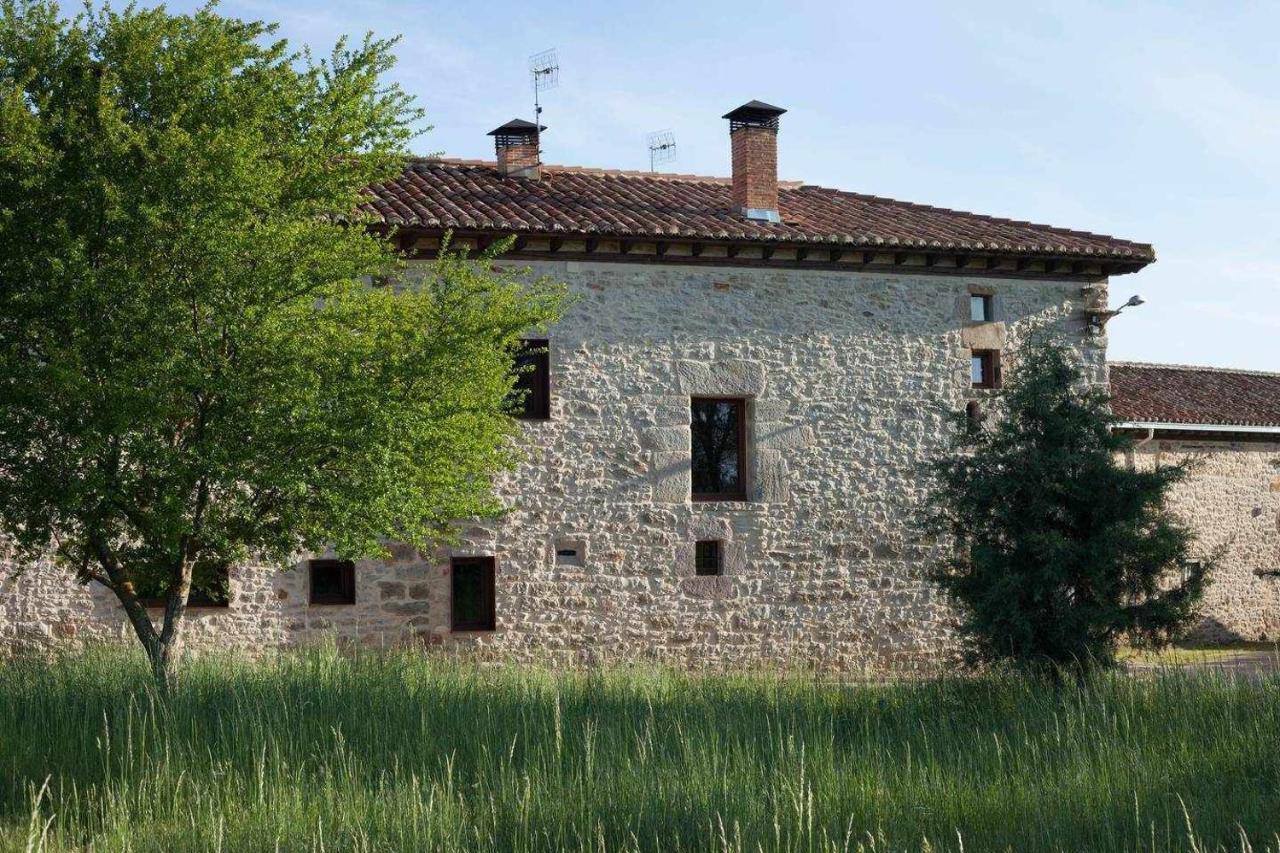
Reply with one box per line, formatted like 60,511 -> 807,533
511,339 -> 550,420
695,540 -> 723,576
970,294 -> 993,322
309,559 -> 356,605
691,397 -> 747,501
965,401 -> 983,435
971,350 -> 1001,389
451,556 -> 496,631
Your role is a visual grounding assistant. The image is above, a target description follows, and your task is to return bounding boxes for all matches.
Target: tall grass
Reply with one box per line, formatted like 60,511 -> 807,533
0,646 -> 1277,852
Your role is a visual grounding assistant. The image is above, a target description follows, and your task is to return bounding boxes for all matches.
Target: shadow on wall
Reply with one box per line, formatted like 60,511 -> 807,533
1188,616 -> 1250,645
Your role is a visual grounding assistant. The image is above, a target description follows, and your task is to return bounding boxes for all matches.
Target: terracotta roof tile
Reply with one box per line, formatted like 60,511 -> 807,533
1110,363 -> 1280,428
359,159 -> 1155,265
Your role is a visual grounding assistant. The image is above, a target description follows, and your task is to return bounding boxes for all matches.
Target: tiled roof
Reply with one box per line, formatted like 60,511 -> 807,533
360,159 -> 1155,265
1110,363 -> 1280,429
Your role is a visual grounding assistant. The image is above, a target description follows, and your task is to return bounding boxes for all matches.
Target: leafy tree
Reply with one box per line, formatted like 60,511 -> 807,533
0,1 -> 564,685
924,341 -> 1207,677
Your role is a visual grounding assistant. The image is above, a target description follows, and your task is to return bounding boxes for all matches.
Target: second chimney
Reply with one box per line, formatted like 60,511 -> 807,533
488,119 -> 544,179
722,100 -> 786,222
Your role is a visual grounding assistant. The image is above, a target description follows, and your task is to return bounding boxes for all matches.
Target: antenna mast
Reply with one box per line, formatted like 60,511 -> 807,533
529,49 -> 559,166
646,130 -> 677,172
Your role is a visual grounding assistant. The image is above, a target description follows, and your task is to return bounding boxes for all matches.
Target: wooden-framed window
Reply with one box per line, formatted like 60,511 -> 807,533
695,540 -> 722,576
511,339 -> 550,420
308,559 -> 356,605
139,563 -> 230,609
971,350 -> 1002,389
970,294 -> 994,323
451,556 -> 496,632
690,397 -> 748,501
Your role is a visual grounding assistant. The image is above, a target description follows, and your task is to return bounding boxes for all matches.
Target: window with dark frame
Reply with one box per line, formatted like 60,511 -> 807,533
971,350 -> 1001,389
511,339 -> 550,420
695,540 -> 722,576
970,294 -> 994,323
451,556 -> 496,632
308,559 -> 356,605
690,397 -> 747,501
138,563 -> 230,609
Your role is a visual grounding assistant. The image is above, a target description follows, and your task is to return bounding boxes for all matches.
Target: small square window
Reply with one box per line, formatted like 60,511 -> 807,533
309,559 -> 355,605
970,294 -> 993,323
695,540 -> 722,576
451,556 -> 496,632
691,397 -> 748,501
971,350 -> 1002,389
551,537 -> 587,568
510,339 -> 550,420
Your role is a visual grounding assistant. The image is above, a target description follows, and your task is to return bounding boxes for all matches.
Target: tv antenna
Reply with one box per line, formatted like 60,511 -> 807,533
647,130 -> 677,172
529,49 -> 559,165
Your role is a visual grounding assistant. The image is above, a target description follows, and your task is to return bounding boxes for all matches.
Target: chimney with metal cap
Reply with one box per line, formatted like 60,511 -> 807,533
488,119 -> 544,179
722,100 -> 786,222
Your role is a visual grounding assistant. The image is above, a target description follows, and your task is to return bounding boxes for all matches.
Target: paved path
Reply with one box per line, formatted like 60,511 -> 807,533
1127,648 -> 1280,678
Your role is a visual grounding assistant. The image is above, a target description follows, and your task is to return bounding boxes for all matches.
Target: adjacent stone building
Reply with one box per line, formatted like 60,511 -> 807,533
5,100 -> 1267,669
1111,363 -> 1280,642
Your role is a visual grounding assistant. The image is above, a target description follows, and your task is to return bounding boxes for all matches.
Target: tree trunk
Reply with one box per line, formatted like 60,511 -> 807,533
99,559 -> 192,692
150,550 -> 195,691
147,634 -> 183,690
121,597 -> 186,692
92,480 -> 207,690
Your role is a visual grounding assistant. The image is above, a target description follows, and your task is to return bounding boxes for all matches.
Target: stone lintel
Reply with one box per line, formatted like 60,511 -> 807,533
675,360 -> 767,397
960,321 -> 1008,350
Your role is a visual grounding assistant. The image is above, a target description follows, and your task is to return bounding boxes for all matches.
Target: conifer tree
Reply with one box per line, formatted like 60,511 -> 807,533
925,342 -> 1207,677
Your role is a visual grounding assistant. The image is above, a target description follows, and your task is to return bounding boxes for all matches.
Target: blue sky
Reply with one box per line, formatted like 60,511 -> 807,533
182,0 -> 1277,370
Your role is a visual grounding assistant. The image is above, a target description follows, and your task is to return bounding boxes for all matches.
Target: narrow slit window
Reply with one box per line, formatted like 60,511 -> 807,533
971,350 -> 1001,389
695,541 -> 723,576
451,556 -> 496,631
691,397 -> 747,501
970,294 -> 994,322
309,559 -> 356,605
510,339 -> 550,420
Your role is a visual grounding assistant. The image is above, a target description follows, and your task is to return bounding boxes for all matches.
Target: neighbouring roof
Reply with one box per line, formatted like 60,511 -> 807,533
1110,363 -> 1280,429
360,159 -> 1155,269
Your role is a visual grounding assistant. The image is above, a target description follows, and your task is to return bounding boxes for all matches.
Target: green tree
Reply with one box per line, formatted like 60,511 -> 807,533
924,341 -> 1207,677
0,1 -> 563,685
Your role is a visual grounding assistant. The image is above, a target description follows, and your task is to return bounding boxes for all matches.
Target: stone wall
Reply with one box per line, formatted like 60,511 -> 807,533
1130,439 -> 1280,642
1,260 -> 1103,671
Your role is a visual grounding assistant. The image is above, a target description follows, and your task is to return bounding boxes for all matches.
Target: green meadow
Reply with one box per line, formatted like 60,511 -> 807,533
1,647 -> 1277,852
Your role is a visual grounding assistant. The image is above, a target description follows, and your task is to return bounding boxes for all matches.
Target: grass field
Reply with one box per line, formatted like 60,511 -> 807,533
1,647 -> 1278,852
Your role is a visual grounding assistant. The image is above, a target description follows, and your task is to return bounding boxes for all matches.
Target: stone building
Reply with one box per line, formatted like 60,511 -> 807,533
1111,363 -> 1280,642
10,99 -> 1261,670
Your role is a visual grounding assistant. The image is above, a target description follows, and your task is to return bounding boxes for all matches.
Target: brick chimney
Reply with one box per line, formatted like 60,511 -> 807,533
488,119 -> 544,179
722,100 -> 786,222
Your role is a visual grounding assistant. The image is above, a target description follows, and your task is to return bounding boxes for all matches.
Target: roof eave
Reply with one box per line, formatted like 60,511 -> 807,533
380,223 -> 1153,276
1115,420 -> 1280,436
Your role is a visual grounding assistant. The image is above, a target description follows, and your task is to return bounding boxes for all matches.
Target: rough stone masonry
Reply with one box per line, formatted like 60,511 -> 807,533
1,260 -> 1109,671
1131,438 -> 1280,643
7,96 -> 1271,669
